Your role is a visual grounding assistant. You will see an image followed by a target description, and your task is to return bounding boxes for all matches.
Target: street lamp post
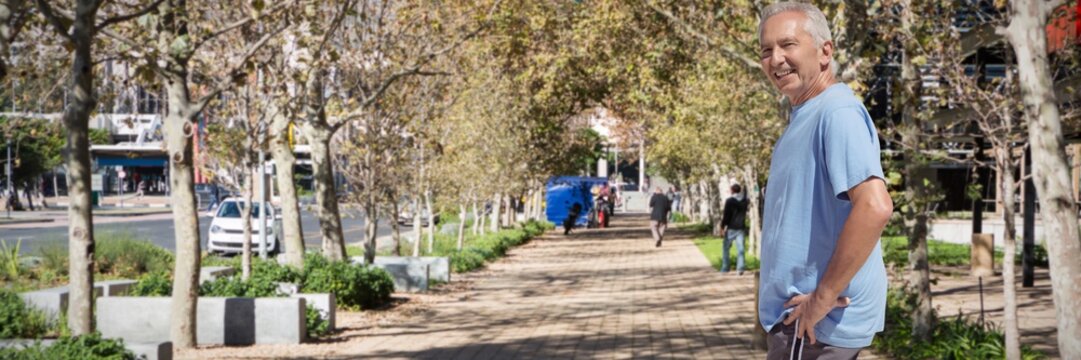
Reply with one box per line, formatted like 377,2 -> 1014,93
6,139 -> 11,219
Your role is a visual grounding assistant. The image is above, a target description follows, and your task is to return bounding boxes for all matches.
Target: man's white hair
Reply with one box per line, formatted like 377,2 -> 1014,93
758,2 -> 833,47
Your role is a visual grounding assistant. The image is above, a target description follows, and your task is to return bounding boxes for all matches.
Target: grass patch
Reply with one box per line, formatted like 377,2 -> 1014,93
692,235 -> 760,272
881,236 -> 1047,268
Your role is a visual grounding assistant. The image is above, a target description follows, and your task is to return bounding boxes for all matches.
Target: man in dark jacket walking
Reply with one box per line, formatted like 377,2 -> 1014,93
720,184 -> 750,275
648,187 -> 671,247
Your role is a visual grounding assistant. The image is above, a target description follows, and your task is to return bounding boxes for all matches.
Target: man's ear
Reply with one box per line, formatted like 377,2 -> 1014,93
820,40 -> 834,69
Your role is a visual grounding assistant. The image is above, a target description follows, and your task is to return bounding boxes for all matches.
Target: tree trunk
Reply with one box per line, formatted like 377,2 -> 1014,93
412,197 -> 421,256
471,200 -> 479,235
742,165 -> 762,257
270,114 -> 304,268
391,198 -> 401,256
241,167 -> 254,281
163,79 -> 202,350
996,149 -> 1021,360
60,0 -> 98,335
457,203 -> 467,250
425,190 -> 434,254
1006,3 -> 1081,356
303,127 -> 346,261
364,201 -> 377,264
490,193 -> 501,232
899,0 -> 933,341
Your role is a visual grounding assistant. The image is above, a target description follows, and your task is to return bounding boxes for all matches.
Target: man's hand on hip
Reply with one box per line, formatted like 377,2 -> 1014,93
782,291 -> 851,345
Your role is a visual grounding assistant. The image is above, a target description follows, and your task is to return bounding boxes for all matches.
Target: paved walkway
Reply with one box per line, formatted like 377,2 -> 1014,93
344,214 -> 763,359
182,214 -> 766,359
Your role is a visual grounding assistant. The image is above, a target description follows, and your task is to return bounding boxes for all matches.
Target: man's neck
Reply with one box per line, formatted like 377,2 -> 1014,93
790,71 -> 837,106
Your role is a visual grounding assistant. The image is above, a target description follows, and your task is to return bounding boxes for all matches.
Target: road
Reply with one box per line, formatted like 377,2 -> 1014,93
1,210 -> 421,256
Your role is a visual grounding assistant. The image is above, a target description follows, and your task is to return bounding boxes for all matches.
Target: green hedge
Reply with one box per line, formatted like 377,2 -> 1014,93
301,255 -> 394,310
872,286 -> 1044,359
0,332 -> 134,359
134,254 -> 394,312
0,289 -> 50,339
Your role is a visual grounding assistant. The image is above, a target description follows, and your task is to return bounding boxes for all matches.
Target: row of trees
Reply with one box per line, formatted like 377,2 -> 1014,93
6,0 -> 610,350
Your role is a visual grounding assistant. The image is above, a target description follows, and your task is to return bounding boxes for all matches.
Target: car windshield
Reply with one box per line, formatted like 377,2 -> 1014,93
216,202 -> 266,218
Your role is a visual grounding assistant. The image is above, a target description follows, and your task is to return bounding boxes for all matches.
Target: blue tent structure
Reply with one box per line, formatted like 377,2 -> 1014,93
545,176 -> 608,228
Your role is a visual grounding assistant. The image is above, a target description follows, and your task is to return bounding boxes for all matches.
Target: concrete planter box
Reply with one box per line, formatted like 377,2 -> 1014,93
351,257 -> 433,293
292,293 -> 336,330
97,296 -> 306,345
199,266 -> 236,284
20,280 -> 138,322
0,339 -> 171,360
354,256 -> 451,282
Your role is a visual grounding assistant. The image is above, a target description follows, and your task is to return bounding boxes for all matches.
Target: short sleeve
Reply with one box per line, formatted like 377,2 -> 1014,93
822,106 -> 885,201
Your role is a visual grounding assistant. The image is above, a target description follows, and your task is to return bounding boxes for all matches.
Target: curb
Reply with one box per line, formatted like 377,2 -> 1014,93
0,218 -> 56,225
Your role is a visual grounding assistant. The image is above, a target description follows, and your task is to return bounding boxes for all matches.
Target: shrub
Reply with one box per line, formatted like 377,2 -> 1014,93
129,272 -> 172,297
305,305 -> 330,339
0,289 -> 50,339
872,286 -> 1044,359
95,233 -> 174,278
301,261 -> 393,310
32,232 -> 174,279
0,332 -> 135,359
671,212 -> 690,223
0,239 -> 25,281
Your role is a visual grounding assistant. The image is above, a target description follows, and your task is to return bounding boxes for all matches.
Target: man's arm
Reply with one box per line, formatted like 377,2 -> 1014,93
784,177 -> 893,343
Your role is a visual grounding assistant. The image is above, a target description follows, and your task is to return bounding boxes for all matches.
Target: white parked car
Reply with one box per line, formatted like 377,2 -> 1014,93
207,199 -> 280,256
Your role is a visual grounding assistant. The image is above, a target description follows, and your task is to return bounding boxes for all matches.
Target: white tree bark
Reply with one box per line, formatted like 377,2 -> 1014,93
1004,2 -> 1081,356
457,203 -> 467,250
425,190 -> 434,254
412,197 -> 421,256
490,193 -> 501,232
270,113 -> 304,268
163,77 -> 202,350
241,167 -> 254,280
471,200 -> 479,235
995,147 -> 1021,360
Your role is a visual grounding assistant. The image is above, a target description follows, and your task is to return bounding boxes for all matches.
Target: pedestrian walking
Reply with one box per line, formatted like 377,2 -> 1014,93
757,3 -> 894,359
720,184 -> 749,275
563,202 -> 582,235
648,187 -> 670,247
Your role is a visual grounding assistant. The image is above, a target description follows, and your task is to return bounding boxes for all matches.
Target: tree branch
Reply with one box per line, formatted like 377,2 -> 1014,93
193,24 -> 285,115
645,0 -> 762,73
34,0 -> 73,42
190,1 -> 292,54
96,0 -> 165,28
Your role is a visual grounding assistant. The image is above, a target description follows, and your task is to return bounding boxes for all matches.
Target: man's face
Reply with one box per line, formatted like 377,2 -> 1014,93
759,11 -> 832,100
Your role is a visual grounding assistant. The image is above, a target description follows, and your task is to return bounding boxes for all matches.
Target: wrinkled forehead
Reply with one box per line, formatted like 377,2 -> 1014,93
759,11 -> 811,46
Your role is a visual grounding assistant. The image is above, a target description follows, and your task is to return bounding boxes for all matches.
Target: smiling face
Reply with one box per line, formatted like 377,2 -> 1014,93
759,11 -> 835,105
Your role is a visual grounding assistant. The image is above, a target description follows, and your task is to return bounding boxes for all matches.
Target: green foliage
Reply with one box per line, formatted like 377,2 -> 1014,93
0,332 -> 135,359
872,286 -> 1044,360
198,258 -> 301,298
129,272 -> 172,297
95,233 -> 174,278
305,305 -> 330,339
670,212 -> 690,223
0,289 -> 50,339
691,235 -> 760,272
88,129 -> 111,145
0,117 -> 66,186
0,239 -> 24,281
301,260 -> 394,310
879,236 -> 1045,268
34,232 -> 174,279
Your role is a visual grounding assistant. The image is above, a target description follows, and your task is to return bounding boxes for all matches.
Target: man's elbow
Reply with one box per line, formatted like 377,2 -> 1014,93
865,196 -> 893,228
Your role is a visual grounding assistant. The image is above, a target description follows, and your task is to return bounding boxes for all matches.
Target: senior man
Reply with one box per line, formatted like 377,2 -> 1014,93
757,2 -> 894,359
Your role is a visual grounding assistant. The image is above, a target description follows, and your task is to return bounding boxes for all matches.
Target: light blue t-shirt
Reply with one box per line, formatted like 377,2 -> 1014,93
758,83 -> 888,348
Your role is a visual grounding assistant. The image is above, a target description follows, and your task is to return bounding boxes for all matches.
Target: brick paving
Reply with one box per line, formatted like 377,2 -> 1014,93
182,213 -> 766,359
341,214 -> 765,359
